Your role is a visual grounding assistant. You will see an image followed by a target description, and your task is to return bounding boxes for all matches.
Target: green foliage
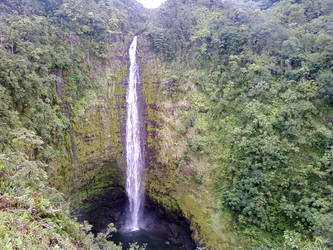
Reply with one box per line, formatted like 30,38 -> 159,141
0,129 -> 81,248
0,124 -> 121,249
283,230 -> 328,250
148,28 -> 175,60
0,0 -> 146,248
0,0 -> 332,248
147,0 -> 333,248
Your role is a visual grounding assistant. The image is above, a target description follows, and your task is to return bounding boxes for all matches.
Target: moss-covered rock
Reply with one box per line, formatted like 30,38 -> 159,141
49,38 -> 133,210
137,36 -> 243,249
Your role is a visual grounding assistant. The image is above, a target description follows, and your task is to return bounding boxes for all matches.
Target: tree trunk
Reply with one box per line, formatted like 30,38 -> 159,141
11,41 -> 14,54
87,48 -> 90,64
69,32 -> 74,53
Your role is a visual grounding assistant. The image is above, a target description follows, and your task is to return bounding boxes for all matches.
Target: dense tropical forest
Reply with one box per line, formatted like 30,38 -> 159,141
0,0 -> 332,249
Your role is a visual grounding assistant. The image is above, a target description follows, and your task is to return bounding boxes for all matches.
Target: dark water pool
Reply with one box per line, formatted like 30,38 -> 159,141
111,229 -> 186,250
77,190 -> 194,249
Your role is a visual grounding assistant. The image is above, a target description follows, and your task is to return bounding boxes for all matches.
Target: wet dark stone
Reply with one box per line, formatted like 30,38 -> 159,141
77,189 -> 127,234
77,190 -> 195,249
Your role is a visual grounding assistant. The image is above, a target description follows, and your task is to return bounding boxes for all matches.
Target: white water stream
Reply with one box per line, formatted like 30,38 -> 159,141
125,36 -> 144,231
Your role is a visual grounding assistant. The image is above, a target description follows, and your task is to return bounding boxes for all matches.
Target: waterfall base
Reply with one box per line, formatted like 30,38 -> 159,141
77,190 -> 195,249
111,229 -> 181,250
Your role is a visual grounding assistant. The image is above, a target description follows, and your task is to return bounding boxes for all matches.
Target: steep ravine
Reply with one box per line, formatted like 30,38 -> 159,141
51,36 -> 198,248
1,0 -> 331,248
63,37 -> 194,249
64,35 -> 245,249
50,33 -> 242,249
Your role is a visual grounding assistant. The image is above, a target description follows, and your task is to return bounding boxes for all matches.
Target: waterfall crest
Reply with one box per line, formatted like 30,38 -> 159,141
125,36 -> 144,231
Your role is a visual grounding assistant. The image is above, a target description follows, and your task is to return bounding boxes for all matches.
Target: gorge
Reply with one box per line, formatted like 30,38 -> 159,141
76,35 -> 195,249
0,0 -> 332,249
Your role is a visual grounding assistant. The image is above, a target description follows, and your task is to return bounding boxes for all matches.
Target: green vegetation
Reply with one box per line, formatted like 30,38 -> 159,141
146,0 -> 333,248
0,0 -> 146,248
1,0 -> 332,249
0,127 -> 122,249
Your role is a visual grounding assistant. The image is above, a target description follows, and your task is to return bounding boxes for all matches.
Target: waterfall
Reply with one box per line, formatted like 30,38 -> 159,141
125,36 -> 144,231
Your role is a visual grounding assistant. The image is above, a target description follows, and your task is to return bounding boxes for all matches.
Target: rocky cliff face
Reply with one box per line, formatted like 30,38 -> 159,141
50,36 -> 133,208
63,36 -> 197,248
137,37 -> 242,249
51,35 -> 239,249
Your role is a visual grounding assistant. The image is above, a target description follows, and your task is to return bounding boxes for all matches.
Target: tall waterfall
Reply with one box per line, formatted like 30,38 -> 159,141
125,36 -> 144,231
